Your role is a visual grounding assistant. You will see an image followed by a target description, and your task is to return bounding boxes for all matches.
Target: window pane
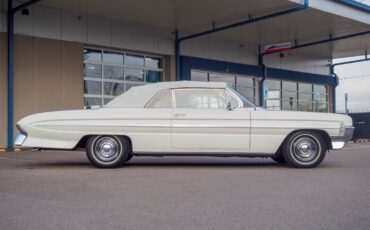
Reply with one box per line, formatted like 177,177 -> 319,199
298,83 -> 312,92
84,80 -> 101,95
103,51 -> 123,64
282,81 -> 297,91
299,92 -> 313,101
314,93 -> 327,103
104,66 -> 124,80
265,100 -> 281,110
315,103 -> 328,113
145,57 -> 162,68
146,90 -> 172,108
104,98 -> 113,105
236,77 -> 254,87
125,83 -> 142,91
126,68 -> 144,82
104,82 -> 125,96
175,89 -> 227,109
236,86 -> 254,100
84,49 -> 101,62
267,89 -> 281,99
84,64 -> 101,78
282,100 -> 297,111
84,97 -> 102,106
282,91 -> 297,101
209,73 -> 235,88
265,80 -> 281,90
125,54 -> 144,66
314,85 -> 327,94
298,101 -> 313,111
146,70 -> 162,83
191,70 -> 208,82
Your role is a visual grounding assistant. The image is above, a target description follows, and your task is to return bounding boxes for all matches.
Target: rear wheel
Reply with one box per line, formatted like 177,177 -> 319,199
282,131 -> 327,168
86,135 -> 130,168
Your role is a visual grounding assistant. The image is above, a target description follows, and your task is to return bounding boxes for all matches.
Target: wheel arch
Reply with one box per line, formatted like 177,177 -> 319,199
74,134 -> 133,152
275,129 -> 332,156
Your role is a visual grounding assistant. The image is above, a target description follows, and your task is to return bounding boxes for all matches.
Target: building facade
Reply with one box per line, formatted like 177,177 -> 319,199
1,0 -> 369,148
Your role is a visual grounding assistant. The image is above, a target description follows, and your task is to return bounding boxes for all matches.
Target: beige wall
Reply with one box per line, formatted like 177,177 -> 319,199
1,33 -> 84,148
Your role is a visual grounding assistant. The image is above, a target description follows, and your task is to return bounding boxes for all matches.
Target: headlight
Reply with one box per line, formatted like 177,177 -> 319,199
339,122 -> 345,136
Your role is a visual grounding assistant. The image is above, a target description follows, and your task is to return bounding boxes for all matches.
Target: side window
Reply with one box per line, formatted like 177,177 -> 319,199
225,91 -> 239,109
146,90 -> 173,108
175,89 -> 237,109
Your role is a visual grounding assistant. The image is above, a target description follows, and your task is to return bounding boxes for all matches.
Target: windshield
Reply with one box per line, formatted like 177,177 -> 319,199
227,87 -> 256,108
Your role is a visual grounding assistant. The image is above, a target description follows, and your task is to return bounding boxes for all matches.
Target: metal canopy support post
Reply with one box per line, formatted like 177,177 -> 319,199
258,45 -> 267,107
175,30 -> 180,81
330,53 -> 369,113
6,0 -> 42,149
174,0 -> 309,81
259,30 -> 370,111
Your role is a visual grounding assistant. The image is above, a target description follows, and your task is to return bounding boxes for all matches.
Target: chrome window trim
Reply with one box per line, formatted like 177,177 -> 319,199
144,89 -> 174,109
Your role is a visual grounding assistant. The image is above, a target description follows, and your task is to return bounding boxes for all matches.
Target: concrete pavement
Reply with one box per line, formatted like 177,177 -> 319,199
0,143 -> 369,230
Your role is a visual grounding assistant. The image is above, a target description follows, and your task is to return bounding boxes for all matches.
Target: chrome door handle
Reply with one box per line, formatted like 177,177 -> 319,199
174,113 -> 186,117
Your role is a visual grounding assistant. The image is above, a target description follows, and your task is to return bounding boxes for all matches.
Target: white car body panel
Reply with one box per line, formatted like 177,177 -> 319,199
16,81 -> 353,155
171,108 -> 251,151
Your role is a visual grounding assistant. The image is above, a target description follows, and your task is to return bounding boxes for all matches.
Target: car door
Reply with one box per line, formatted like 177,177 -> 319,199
131,89 -> 173,153
171,88 -> 251,152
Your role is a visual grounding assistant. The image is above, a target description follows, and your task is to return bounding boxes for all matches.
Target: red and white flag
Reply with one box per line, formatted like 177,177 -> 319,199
264,42 -> 292,54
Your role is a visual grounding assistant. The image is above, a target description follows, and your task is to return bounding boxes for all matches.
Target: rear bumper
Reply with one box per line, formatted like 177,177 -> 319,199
331,126 -> 354,150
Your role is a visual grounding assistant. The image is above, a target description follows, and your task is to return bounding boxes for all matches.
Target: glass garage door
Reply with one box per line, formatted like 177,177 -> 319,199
264,79 -> 330,112
83,48 -> 164,106
191,70 -> 258,104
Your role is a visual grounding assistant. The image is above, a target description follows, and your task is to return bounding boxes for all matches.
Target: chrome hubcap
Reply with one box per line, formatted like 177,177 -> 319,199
292,137 -> 318,162
94,137 -> 120,162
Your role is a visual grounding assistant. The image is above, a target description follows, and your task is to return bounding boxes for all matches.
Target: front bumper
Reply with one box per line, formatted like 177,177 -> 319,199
331,126 -> 354,150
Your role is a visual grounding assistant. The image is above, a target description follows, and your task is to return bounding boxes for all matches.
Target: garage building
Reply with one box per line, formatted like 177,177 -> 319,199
1,0 -> 370,148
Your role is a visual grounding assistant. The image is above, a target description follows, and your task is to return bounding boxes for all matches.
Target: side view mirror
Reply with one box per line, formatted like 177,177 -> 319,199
226,102 -> 233,111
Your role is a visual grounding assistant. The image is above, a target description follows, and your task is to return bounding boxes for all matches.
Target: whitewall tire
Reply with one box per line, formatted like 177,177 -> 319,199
86,135 -> 130,168
282,131 -> 327,168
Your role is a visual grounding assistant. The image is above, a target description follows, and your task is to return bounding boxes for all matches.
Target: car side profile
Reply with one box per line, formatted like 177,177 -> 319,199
15,81 -> 354,168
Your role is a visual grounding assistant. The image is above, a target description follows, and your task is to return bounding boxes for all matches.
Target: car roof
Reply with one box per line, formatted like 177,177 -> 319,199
104,81 -> 228,108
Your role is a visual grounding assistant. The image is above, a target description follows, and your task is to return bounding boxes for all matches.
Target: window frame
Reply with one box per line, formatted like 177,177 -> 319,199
264,80 -> 329,112
83,47 -> 165,106
145,89 -> 174,109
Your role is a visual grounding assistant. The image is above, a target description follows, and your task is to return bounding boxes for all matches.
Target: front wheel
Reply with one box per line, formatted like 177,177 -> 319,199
86,135 -> 130,168
282,131 -> 327,168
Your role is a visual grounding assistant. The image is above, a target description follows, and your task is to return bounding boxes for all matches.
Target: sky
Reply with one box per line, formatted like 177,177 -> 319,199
318,0 -> 370,113
355,0 -> 370,5
335,56 -> 370,113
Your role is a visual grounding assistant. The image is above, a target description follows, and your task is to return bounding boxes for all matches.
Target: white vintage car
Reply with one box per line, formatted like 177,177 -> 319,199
15,81 -> 353,168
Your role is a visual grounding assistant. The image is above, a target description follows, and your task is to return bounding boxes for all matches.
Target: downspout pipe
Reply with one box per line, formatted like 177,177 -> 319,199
6,0 -> 42,149
174,0 -> 309,81
330,53 -> 369,113
260,30 -> 370,110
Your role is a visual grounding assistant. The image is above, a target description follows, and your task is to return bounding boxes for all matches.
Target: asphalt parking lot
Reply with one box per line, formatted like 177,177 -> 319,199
0,143 -> 370,230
